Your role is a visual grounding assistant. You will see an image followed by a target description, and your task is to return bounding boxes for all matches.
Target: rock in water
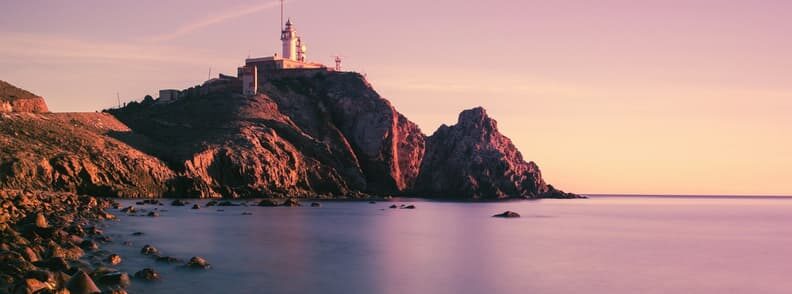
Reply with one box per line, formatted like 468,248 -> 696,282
107,254 -> 122,266
134,268 -> 160,281
186,256 -> 210,269
282,198 -> 301,207
493,211 -> 521,218
416,107 -> 557,199
191,204 -> 200,209
257,199 -> 279,207
66,271 -> 101,294
310,202 -> 321,207
96,271 -> 131,289
140,245 -> 158,256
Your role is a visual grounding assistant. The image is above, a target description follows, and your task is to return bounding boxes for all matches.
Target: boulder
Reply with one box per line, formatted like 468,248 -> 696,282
66,271 -> 101,294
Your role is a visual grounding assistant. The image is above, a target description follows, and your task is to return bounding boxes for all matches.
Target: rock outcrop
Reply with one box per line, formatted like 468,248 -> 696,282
415,107 -> 575,199
0,80 -> 48,113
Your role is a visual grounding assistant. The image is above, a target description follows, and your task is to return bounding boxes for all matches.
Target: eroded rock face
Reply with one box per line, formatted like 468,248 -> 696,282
415,107 -> 551,199
0,80 -> 48,113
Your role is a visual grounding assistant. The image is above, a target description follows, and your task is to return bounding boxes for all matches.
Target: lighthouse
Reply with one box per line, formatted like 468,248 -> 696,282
238,0 -> 328,96
281,19 -> 298,61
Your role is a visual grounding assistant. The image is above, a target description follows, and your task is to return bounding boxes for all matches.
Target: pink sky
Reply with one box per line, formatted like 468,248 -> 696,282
1,0 -> 790,195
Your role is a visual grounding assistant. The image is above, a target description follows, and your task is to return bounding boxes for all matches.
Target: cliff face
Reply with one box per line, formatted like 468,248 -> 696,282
415,107 -> 568,199
0,80 -> 49,113
262,73 -> 425,193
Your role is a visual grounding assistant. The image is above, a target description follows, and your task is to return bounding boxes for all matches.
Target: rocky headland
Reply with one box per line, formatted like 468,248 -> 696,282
0,74 -> 577,200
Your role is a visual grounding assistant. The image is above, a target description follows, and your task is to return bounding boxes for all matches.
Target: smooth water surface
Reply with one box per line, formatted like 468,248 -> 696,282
101,196 -> 792,293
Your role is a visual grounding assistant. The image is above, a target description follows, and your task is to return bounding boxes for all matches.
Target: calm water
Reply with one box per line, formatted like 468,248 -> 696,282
100,196 -> 792,293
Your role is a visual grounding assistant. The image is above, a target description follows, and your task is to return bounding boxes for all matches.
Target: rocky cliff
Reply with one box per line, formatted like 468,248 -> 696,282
0,76 -> 576,199
0,112 -> 175,197
0,80 -> 48,113
415,107 -> 576,199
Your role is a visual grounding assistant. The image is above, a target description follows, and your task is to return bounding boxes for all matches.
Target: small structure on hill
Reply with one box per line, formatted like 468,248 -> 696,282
157,89 -> 180,104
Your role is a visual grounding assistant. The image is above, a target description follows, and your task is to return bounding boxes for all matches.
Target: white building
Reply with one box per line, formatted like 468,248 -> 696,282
158,89 -> 180,103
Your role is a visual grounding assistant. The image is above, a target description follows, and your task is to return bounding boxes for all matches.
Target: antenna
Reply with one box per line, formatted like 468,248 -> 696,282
331,55 -> 343,71
208,67 -> 212,80
280,0 -> 284,31
116,92 -> 121,109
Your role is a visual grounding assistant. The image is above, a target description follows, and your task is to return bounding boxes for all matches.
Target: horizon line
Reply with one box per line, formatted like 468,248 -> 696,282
584,193 -> 792,199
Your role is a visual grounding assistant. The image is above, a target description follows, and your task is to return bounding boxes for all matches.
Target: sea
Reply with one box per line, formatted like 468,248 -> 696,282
100,196 -> 792,293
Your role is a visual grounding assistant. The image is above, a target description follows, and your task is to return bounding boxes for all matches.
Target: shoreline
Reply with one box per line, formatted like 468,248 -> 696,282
0,190 -> 130,293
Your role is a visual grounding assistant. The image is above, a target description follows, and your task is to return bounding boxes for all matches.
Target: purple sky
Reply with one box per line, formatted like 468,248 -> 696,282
1,0 -> 791,195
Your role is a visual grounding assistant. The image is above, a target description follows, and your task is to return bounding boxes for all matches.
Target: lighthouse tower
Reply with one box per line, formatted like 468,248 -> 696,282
281,19 -> 298,61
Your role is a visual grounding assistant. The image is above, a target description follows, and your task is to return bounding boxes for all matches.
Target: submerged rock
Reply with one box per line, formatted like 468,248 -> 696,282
186,256 -> 210,269
133,268 -> 160,281
171,199 -> 187,206
140,245 -> 158,256
257,199 -> 279,207
80,240 -> 98,251
155,256 -> 182,264
310,202 -> 321,207
96,271 -> 131,289
191,204 -> 200,210
401,205 -> 416,209
492,211 -> 521,218
282,198 -> 301,207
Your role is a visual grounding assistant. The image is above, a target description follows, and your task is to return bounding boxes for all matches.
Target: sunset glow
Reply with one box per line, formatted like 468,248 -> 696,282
1,0 -> 790,195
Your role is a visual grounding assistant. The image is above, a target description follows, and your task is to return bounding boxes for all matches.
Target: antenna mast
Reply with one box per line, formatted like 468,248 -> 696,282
116,92 -> 121,108
280,0 -> 284,30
